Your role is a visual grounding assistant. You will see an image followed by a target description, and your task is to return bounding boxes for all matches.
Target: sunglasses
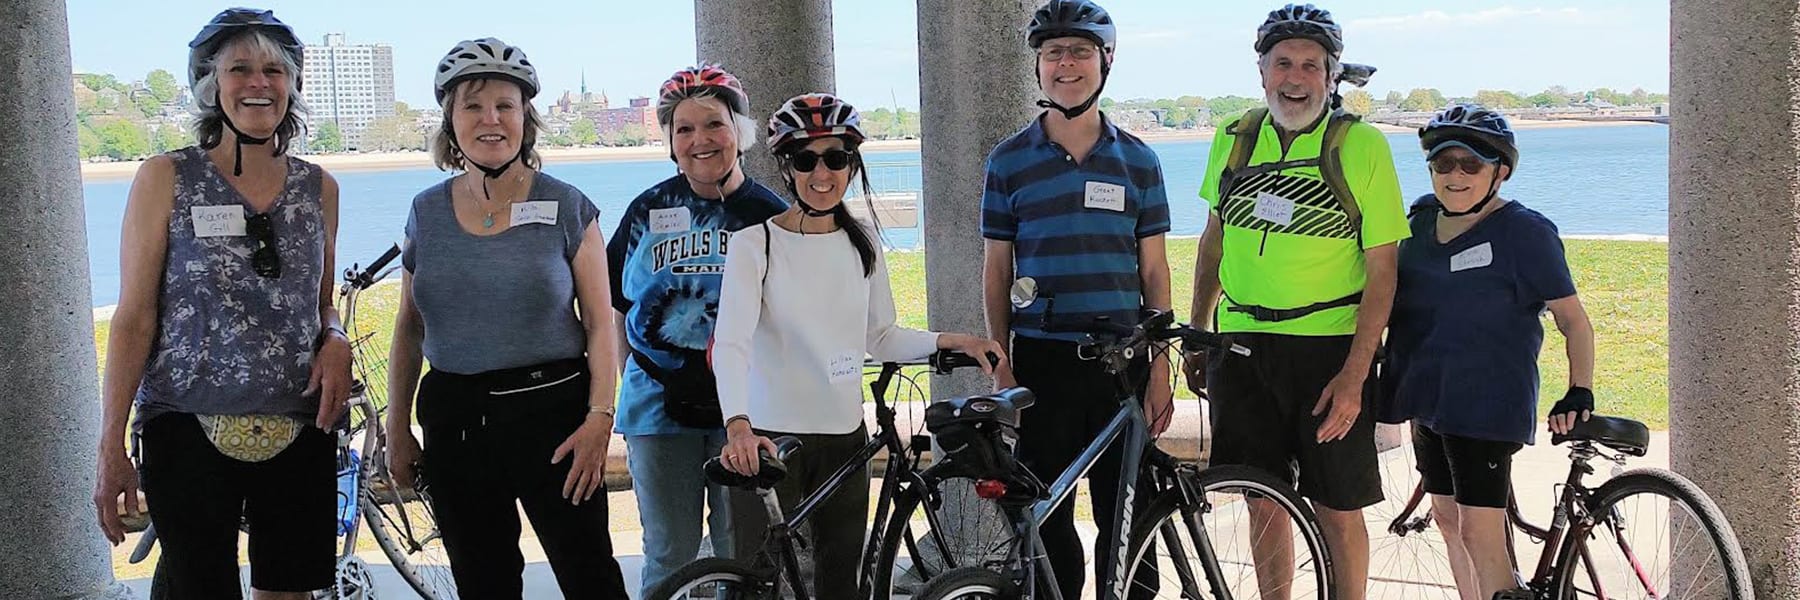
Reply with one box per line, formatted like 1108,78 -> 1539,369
790,149 -> 855,173
1429,154 -> 1495,176
246,212 -> 281,278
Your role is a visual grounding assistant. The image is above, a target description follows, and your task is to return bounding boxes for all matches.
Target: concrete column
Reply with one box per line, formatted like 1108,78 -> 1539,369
695,0 -> 835,196
914,0 -> 1041,575
917,0 -> 1040,399
0,1 -> 129,599
1670,1 -> 1800,596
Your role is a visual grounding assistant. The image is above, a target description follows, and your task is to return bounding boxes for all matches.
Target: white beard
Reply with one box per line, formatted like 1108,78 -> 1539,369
1266,89 -> 1327,131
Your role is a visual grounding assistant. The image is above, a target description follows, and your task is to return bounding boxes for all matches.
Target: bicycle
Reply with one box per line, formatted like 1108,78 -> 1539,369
911,278 -> 1335,600
1364,417 -> 1750,599
646,349 -> 1008,600
126,244 -> 457,599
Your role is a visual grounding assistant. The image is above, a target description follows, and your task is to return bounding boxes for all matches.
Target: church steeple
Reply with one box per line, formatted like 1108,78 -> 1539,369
580,70 -> 587,95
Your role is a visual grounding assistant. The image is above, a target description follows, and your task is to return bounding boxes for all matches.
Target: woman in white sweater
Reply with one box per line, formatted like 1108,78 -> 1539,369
710,93 -> 1004,597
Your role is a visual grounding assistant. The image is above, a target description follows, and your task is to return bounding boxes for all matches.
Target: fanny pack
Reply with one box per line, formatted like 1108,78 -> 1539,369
633,349 -> 723,429
196,413 -> 304,463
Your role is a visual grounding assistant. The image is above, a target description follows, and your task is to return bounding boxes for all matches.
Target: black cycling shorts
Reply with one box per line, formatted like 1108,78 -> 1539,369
1412,423 -> 1523,509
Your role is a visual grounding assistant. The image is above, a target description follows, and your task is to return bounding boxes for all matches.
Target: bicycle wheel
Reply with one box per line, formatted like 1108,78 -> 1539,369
867,479 -> 1016,600
1552,468 -> 1751,599
1123,464 -> 1333,599
1363,422 -> 1461,599
645,557 -> 780,600
913,566 -> 1020,599
361,468 -> 457,599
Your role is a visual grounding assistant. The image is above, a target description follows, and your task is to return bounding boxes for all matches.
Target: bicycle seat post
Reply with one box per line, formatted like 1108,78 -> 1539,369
759,487 -> 786,526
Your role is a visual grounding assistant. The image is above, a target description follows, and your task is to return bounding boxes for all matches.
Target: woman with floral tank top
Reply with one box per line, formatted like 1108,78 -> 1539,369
93,9 -> 351,599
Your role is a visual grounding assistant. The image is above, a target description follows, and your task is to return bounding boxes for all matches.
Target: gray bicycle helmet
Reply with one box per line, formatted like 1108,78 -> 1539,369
1028,0 -> 1117,50
1420,103 -> 1519,174
434,38 -> 540,104
1255,4 -> 1344,58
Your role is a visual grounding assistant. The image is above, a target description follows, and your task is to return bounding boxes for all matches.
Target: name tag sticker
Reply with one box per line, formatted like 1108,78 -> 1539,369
649,207 -> 692,235
828,352 -> 863,384
190,205 -> 247,238
1084,181 -> 1126,212
1450,242 -> 1494,272
1253,192 -> 1296,226
512,201 -> 559,226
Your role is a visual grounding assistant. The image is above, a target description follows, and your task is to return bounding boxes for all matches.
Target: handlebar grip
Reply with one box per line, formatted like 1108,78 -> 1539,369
930,350 -> 1003,373
361,244 -> 402,280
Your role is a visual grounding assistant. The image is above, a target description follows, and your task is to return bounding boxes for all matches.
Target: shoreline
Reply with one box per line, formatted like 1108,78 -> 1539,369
79,119 -> 1658,183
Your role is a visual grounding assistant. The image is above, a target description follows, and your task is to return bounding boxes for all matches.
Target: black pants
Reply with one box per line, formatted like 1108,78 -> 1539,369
1011,336 -> 1159,600
417,359 -> 628,599
729,425 -> 871,599
139,413 -> 336,598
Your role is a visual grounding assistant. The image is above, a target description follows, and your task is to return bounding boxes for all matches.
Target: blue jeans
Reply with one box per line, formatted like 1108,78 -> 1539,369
626,431 -> 734,596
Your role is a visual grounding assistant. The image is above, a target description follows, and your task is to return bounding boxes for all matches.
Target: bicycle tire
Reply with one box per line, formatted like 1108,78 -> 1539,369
645,557 -> 780,600
913,566 -> 1020,599
1363,422 -> 1461,598
1122,464 -> 1335,599
360,472 -> 457,599
1551,468 -> 1751,599
867,480 -> 1014,600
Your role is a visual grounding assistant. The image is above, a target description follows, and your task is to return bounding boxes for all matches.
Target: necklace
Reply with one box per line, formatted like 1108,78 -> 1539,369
465,173 -> 526,229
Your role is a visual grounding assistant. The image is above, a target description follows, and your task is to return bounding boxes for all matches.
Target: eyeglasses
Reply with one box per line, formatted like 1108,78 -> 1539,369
1429,154 -> 1495,176
790,149 -> 855,173
246,212 -> 281,278
1038,44 -> 1099,63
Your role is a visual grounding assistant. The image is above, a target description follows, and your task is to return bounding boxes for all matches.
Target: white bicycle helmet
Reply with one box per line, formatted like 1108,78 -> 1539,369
433,38 -> 540,103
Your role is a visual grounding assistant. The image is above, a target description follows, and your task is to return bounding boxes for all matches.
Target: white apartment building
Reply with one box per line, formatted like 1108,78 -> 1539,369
302,33 -> 395,150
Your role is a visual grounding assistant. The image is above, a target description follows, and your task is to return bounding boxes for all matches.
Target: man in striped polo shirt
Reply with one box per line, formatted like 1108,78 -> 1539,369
980,1 -> 1173,598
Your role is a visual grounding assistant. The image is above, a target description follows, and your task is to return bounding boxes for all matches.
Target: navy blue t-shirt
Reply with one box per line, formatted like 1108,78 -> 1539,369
1383,197 -> 1577,444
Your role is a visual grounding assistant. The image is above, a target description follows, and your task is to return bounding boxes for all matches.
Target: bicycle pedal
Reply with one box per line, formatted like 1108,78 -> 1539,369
1491,588 -> 1535,600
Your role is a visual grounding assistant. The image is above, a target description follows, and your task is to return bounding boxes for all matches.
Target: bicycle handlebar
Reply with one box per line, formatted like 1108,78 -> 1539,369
342,244 -> 402,292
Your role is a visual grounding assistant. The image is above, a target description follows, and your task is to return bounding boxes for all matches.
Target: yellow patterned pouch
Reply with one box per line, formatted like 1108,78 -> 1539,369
196,414 -> 304,462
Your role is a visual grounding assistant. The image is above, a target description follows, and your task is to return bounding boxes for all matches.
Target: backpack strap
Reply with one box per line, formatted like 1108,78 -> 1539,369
1319,109 -> 1363,244
1217,107 -> 1269,202
761,219 -> 771,286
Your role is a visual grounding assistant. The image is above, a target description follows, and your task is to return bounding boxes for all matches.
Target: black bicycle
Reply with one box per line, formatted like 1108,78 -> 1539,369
646,349 -> 1007,600
911,279 -> 1335,600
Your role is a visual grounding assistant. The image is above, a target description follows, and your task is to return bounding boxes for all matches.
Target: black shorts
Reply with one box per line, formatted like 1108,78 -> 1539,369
1411,423 -> 1522,509
138,412 -> 337,596
1206,333 -> 1383,511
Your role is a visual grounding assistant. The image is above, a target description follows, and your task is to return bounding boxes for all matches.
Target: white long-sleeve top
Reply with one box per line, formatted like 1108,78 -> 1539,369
712,219 -> 940,434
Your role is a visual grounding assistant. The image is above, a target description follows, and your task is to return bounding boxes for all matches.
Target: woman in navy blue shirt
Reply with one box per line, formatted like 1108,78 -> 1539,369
1384,104 -> 1596,600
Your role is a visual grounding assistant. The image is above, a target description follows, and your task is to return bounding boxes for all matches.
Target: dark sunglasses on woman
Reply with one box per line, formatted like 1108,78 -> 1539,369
790,149 -> 855,173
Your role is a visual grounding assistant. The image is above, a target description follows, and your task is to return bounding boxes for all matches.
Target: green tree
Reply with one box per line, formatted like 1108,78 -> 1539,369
1528,92 -> 1561,107
1206,95 -> 1260,117
1341,88 -> 1374,115
360,115 -> 426,151
1647,92 -> 1670,105
895,108 -> 920,138
1474,89 -> 1526,109
1175,95 -> 1206,108
96,118 -> 152,159
570,117 -> 599,146
1545,85 -> 1573,105
1152,98 -> 1177,110
312,121 -> 345,153
1099,97 -> 1116,109
1383,90 -> 1403,107
1587,88 -> 1622,105
608,123 -> 648,147
153,124 -> 192,153
77,123 -> 104,160
1628,87 -> 1651,106
132,93 -> 162,119
145,69 -> 180,105
76,73 -> 124,94
1401,88 -> 1441,112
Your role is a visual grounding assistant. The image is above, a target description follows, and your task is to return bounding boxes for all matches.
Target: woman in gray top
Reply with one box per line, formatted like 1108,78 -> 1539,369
383,38 -> 628,598
93,9 -> 352,599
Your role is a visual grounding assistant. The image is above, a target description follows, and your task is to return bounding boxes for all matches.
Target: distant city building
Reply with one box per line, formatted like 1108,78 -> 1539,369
302,33 -> 396,150
591,97 -> 660,144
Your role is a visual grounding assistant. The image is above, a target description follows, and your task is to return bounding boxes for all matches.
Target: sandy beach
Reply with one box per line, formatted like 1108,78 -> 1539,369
78,119 -> 1656,183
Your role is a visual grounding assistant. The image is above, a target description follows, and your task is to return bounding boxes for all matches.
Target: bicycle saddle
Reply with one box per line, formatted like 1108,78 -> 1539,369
1550,415 -> 1650,457
704,436 -> 804,489
926,387 -> 1037,431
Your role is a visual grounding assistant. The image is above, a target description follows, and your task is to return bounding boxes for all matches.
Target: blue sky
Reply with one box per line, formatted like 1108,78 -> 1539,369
66,0 -> 1669,110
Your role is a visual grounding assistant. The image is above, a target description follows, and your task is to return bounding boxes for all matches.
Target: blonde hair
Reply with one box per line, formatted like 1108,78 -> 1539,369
430,77 -> 545,172
658,94 -> 759,153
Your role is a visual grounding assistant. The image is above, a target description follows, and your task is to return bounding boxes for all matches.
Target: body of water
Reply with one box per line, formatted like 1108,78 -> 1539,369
81,125 -> 1668,306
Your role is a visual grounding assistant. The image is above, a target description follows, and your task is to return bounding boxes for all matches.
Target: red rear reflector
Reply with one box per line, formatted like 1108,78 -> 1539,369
975,479 -> 1008,499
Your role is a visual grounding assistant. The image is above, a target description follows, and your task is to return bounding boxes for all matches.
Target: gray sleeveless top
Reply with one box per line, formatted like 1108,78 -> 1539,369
133,146 -> 327,430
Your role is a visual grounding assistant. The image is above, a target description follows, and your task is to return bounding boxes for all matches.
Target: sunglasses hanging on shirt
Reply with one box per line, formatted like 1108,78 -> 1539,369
246,212 -> 281,278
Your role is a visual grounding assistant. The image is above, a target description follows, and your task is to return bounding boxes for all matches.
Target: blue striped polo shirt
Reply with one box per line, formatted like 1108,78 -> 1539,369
981,113 -> 1171,341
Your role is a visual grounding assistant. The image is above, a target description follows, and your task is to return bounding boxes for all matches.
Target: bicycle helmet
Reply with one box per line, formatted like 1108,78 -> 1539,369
188,8 -> 304,91
434,38 -> 540,104
1027,0 -> 1117,120
1028,0 -> 1117,50
1255,4 -> 1344,59
657,64 -> 750,126
1419,103 -> 1518,173
766,93 -> 866,154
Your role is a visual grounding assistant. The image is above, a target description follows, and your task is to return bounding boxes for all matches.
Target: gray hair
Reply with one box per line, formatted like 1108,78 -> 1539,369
430,77 -> 545,172
188,29 -> 310,153
1257,49 -> 1343,82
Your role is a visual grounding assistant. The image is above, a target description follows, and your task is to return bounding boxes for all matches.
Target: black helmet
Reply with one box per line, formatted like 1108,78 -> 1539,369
1420,104 -> 1519,175
188,8 -> 304,92
1255,4 -> 1343,59
1028,0 -> 1117,50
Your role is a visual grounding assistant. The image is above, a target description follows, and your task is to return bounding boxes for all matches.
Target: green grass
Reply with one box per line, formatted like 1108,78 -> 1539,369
94,238 -> 1669,429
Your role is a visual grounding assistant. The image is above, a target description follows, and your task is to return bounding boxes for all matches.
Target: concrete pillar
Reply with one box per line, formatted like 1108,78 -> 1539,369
917,0 -> 1040,399
1670,1 -> 1800,596
0,1 -> 129,599
915,0 -> 1041,574
694,0 -> 835,196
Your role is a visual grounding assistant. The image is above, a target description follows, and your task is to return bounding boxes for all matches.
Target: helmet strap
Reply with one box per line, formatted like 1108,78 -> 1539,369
219,110 -> 272,177
1035,52 -> 1110,120
1439,169 -> 1502,217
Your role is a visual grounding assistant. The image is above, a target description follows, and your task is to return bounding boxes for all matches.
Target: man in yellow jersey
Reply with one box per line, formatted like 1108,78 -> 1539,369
1186,5 -> 1407,599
